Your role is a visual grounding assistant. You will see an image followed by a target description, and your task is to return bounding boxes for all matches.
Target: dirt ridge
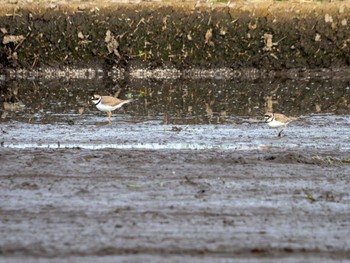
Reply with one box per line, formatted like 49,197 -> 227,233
0,1 -> 349,70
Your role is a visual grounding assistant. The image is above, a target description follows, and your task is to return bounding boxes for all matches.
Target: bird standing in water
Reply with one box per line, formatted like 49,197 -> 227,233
91,94 -> 133,124
264,112 -> 297,137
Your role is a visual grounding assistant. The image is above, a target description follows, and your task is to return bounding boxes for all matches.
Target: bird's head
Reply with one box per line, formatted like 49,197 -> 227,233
264,112 -> 274,123
90,94 -> 101,105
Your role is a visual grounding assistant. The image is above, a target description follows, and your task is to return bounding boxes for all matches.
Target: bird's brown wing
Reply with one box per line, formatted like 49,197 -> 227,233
101,96 -> 129,106
274,113 -> 296,123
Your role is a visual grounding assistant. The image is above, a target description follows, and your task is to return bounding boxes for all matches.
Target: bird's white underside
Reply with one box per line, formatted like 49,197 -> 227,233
96,102 -> 128,112
267,119 -> 288,128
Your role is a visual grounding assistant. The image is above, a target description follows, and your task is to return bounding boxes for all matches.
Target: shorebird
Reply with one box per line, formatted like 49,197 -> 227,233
264,112 -> 297,137
91,94 -> 133,124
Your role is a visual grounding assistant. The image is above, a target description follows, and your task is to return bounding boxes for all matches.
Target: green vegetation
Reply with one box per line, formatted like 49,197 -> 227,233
302,189 -> 318,202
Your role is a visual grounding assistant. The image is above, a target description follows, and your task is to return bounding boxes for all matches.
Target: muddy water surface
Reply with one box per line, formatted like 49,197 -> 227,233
1,76 -> 350,262
2,75 -> 350,150
2,76 -> 350,123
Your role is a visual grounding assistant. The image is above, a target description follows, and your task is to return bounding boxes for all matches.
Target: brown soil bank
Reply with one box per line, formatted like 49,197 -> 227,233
0,1 -> 350,70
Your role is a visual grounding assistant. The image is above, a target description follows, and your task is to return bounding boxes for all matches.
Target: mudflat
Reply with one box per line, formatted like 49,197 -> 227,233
1,117 -> 350,262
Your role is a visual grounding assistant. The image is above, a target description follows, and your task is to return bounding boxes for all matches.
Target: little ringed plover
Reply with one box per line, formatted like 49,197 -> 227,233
264,112 -> 297,137
91,94 -> 133,124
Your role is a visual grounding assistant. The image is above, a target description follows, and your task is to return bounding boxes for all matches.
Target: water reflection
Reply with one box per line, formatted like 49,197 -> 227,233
1,77 -> 350,124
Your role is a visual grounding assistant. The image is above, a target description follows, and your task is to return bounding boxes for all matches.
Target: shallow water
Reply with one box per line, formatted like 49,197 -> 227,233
1,76 -> 350,123
1,111 -> 350,152
1,75 -> 350,151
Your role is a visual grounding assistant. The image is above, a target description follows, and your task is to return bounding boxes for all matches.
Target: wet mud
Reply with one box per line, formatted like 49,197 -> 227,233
1,114 -> 350,261
1,149 -> 350,261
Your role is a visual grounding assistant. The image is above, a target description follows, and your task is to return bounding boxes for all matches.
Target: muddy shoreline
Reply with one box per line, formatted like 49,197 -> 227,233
1,116 -> 350,261
1,146 -> 350,261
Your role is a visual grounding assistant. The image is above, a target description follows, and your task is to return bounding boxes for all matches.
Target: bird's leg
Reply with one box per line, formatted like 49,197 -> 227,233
278,124 -> 288,137
107,111 -> 112,124
277,128 -> 283,137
